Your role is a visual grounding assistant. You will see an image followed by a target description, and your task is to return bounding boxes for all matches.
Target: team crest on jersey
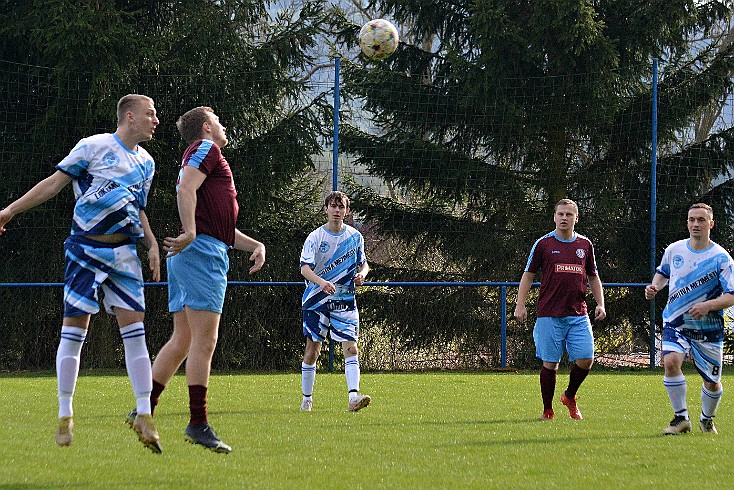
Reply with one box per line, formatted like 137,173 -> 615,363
101,151 -> 120,168
673,255 -> 684,269
576,248 -> 585,259
319,241 -> 330,253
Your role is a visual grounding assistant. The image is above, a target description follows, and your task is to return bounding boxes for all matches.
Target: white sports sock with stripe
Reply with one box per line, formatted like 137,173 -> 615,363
120,322 -> 153,415
57,326 -> 86,418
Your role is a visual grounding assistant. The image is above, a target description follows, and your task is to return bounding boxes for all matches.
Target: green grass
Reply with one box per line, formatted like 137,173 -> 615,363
1,370 -> 733,489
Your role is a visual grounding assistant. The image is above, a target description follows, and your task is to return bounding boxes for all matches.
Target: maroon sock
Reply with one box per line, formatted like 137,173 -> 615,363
189,384 -> 208,426
540,366 -> 557,410
565,363 -> 590,398
150,380 -> 165,415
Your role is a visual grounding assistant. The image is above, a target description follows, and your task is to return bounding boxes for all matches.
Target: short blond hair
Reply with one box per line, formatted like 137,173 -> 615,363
116,94 -> 153,125
554,198 -> 578,213
689,202 -> 713,219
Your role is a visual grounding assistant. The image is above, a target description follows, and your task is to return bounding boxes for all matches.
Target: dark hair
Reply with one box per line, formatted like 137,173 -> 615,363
323,191 -> 350,209
176,106 -> 215,145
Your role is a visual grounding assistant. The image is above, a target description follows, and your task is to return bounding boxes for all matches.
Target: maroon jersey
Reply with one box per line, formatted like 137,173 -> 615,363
177,139 -> 238,246
524,231 -> 598,317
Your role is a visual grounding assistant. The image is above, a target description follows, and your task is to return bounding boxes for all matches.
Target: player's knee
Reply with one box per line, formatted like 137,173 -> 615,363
576,358 -> 593,370
343,343 -> 359,357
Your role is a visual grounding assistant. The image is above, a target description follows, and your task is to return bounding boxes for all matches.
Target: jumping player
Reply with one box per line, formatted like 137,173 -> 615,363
299,191 -> 371,412
645,203 -> 734,435
0,94 -> 162,452
514,198 -> 606,421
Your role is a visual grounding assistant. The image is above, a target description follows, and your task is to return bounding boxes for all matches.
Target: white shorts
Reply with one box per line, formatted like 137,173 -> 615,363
662,326 -> 723,383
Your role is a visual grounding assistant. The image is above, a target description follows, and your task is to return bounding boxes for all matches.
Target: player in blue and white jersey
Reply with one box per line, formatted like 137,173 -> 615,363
646,203 -> 734,435
299,191 -> 371,412
0,94 -> 162,452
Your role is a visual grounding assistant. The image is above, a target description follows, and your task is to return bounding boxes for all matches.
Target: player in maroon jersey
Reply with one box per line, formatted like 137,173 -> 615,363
514,199 -> 606,421
126,106 -> 265,453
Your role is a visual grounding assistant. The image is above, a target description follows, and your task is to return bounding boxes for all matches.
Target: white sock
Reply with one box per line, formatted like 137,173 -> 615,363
301,362 -> 316,400
664,374 -> 688,419
701,385 -> 723,420
120,322 -> 152,415
345,356 -> 360,400
57,326 -> 86,418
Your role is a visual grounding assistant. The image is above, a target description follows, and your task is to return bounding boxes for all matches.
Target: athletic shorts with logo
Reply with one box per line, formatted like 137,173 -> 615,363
63,235 -> 145,316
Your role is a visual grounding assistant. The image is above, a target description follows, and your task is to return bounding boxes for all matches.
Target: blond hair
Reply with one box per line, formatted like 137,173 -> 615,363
689,202 -> 713,219
116,94 -> 153,125
554,198 -> 578,213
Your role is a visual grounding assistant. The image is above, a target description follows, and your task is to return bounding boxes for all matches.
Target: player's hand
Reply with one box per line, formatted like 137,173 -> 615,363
514,304 -> 528,323
354,272 -> 366,286
320,280 -> 336,295
644,284 -> 658,300
147,241 -> 161,282
163,230 -> 196,258
594,305 -> 606,321
0,208 -> 14,235
688,302 -> 711,320
248,243 -> 266,275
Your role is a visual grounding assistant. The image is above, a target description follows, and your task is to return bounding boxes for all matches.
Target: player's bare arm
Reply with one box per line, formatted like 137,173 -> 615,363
138,210 -> 160,282
514,271 -> 535,322
0,171 -> 72,235
354,262 -> 370,286
234,229 -> 265,275
688,292 -> 734,320
163,165 -> 205,257
300,263 -> 335,294
645,273 -> 669,300
588,274 -> 606,321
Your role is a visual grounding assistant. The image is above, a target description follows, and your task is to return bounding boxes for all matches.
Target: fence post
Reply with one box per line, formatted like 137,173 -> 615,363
649,58 -> 658,368
500,285 -> 507,368
328,55 -> 341,373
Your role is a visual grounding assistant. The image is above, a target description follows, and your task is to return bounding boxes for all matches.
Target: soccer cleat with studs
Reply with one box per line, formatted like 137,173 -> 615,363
126,409 -> 162,454
348,393 -> 371,412
540,409 -> 555,421
662,415 -> 692,435
300,399 -> 313,412
699,418 -> 718,434
185,423 -> 232,454
560,393 -> 583,420
55,416 -> 74,446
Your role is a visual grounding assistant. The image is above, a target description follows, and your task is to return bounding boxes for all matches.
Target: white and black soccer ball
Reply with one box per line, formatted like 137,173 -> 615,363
358,19 -> 399,61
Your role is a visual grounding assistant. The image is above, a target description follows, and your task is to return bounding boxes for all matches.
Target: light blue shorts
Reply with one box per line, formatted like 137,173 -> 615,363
63,236 -> 145,317
533,315 -> 594,363
167,234 -> 229,313
303,303 -> 360,343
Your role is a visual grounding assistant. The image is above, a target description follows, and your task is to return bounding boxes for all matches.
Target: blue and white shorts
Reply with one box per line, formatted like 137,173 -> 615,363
167,234 -> 230,313
533,315 -> 594,363
303,302 -> 360,343
662,326 -> 723,383
63,235 -> 145,317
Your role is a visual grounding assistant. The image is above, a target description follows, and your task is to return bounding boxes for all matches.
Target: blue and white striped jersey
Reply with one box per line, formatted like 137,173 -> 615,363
300,224 -> 366,311
656,239 -> 734,330
56,133 -> 155,239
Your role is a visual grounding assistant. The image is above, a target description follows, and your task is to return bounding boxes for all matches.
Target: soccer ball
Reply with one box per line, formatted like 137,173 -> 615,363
359,19 -> 399,60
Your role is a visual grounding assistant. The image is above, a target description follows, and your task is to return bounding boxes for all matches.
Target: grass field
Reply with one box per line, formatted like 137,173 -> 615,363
1,370 -> 733,489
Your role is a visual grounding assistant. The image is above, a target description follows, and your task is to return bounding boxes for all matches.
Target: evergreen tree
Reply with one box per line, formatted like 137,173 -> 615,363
335,1 -> 734,351
0,0 -> 331,369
